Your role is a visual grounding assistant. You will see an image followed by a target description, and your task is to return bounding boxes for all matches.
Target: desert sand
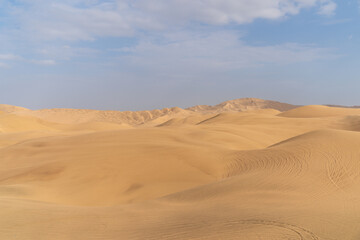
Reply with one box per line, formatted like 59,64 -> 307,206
1,98 -> 360,239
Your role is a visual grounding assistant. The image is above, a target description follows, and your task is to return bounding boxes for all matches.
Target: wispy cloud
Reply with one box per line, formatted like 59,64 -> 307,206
6,0 -> 337,41
0,53 -> 56,66
37,45 -> 100,61
18,2 -> 134,41
0,54 -> 21,68
318,0 -> 337,15
0,62 -> 10,68
30,59 -> 56,65
115,31 -> 337,76
0,54 -> 20,60
132,0 -> 336,25
321,18 -> 351,25
0,0 -> 337,70
0,0 -> 338,67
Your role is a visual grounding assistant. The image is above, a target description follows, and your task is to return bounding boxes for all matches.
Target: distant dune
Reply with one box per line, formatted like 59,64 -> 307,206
326,104 -> 360,108
0,98 -> 360,239
0,104 -> 29,113
6,98 -> 298,127
279,105 -> 360,118
187,98 -> 298,113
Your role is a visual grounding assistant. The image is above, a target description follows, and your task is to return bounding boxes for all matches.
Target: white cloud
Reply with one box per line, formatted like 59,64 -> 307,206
115,31 -> 336,76
0,54 -> 20,60
30,59 -> 56,65
0,62 -> 10,68
321,18 -> 351,25
318,0 -> 337,15
1,0 -> 337,70
0,54 -> 21,68
133,0 -> 329,25
0,53 -> 55,66
17,2 -> 134,41
37,45 -> 100,60
10,0 -> 336,41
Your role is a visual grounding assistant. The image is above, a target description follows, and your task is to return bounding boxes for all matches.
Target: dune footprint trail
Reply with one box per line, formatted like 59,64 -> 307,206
1,99 -> 360,239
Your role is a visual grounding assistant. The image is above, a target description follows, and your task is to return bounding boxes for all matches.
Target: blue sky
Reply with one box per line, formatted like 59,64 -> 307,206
0,0 -> 359,110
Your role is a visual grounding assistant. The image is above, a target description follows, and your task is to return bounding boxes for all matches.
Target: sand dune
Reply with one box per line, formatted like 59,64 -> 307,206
0,104 -> 29,113
279,105 -> 360,118
0,113 -> 58,133
187,98 -> 298,113
13,106 -> 187,126
1,99 -> 360,239
10,98 -> 296,126
340,115 -> 360,131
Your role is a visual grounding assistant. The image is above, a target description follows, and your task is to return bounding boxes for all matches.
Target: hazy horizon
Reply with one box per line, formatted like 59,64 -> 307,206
3,96 -> 360,112
1,0 -> 359,111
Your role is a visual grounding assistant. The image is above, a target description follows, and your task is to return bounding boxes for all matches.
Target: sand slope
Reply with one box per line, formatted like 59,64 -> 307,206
279,105 -> 360,118
1,99 -> 360,239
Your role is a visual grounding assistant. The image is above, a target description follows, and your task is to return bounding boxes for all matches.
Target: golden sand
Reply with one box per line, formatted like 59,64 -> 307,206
1,98 -> 359,239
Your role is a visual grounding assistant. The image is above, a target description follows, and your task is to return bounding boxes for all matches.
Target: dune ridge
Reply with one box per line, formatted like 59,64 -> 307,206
0,104 -> 29,113
10,98 -> 297,126
187,98 -> 298,113
278,105 -> 360,118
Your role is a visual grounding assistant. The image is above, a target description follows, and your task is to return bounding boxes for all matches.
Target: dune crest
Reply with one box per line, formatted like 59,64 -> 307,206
9,98 -> 297,126
187,97 -> 298,113
0,104 -> 29,113
279,105 -> 360,118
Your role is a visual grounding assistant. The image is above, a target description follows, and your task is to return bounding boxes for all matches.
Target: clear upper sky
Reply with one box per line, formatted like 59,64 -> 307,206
0,0 -> 358,110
